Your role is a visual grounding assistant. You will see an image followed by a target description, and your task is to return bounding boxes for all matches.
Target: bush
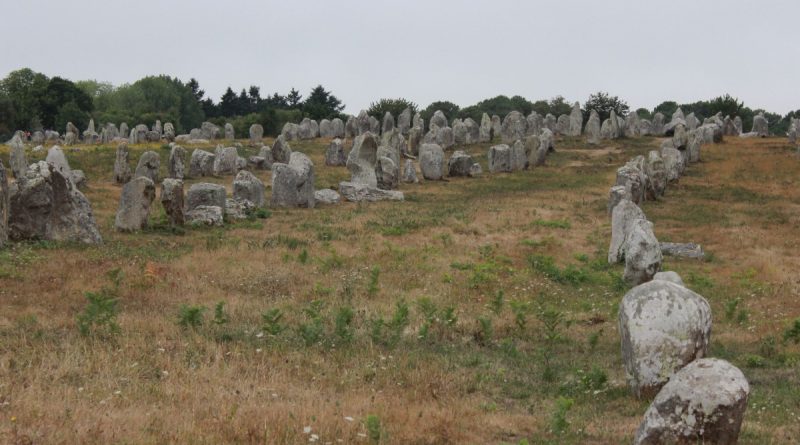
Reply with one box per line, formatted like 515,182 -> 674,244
178,304 -> 206,329
76,290 -> 120,337
366,98 -> 418,121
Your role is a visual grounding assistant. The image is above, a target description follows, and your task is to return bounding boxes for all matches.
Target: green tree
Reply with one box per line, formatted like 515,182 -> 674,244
0,68 -> 49,131
302,85 -> 344,120
584,92 -> 629,122
366,98 -> 418,121
286,88 -> 303,108
41,76 -> 93,130
219,87 -> 238,117
421,100 -> 461,125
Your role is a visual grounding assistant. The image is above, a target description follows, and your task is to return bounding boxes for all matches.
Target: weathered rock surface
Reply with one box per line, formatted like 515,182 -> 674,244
212,146 -> 239,176
325,138 -> 347,166
272,135 -> 292,164
619,280 -> 712,399
168,145 -> 186,179
402,160 -> 419,183
346,132 -> 379,187
624,219 -> 663,285
186,205 -> 224,226
653,271 -> 684,286
633,358 -> 749,445
114,143 -> 132,184
501,111 -> 527,143
187,183 -> 226,211
314,189 -> 341,205
189,149 -> 215,177
488,144 -> 512,173
660,242 -> 705,260
9,162 -> 102,244
233,170 -> 265,207
270,152 -> 315,208
419,143 -> 444,180
160,178 -> 184,226
249,124 -> 264,145
114,176 -> 155,231
448,150 -> 476,177
338,181 -> 404,202
134,151 -> 160,183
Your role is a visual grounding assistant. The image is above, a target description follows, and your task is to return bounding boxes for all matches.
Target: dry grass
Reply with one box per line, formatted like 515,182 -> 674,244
0,136 -> 798,444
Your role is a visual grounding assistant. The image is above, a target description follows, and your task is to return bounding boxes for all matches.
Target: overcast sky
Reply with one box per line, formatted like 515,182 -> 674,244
3,0 -> 798,114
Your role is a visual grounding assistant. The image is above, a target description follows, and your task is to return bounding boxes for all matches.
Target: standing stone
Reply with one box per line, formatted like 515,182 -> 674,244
397,108 -> 412,136
224,123 -> 234,140
0,161 -> 7,246
524,135 -> 543,167
568,102 -> 583,136
556,114 -> 570,135
187,183 -> 226,211
345,116 -> 358,138
233,170 -> 265,207
619,280 -> 712,399
346,132 -> 379,187
479,113 -> 492,142
608,198 -> 646,263
160,178 -> 184,226
319,119 -> 333,137
281,122 -> 300,140
325,138 -> 347,166
510,140 -> 528,171
463,118 -> 480,144
134,151 -> 161,183
331,118 -> 345,138
200,122 -> 220,140
412,113 -> 423,132
9,162 -> 102,244
491,115 -> 502,138
733,116 -> 743,135
402,160 -> 419,183
672,123 -> 689,149
114,176 -> 155,231
585,110 -> 601,144
212,146 -> 239,176
271,152 -> 315,208
501,111 -> 527,143
163,123 -> 175,142
624,219 -> 662,285
543,114 -> 556,132
46,146 -> 72,176
382,112 -> 395,134
488,144 -> 512,173
119,123 -> 129,139
436,127 -> 455,150
645,151 -> 666,199
188,149 -> 215,178
249,124 -> 264,145
114,142 -> 132,184
447,150 -> 476,177
430,110 -> 448,128
8,135 -> 27,178
272,135 -> 292,164
368,116 -> 380,134
616,164 -> 646,204
298,118 -> 316,139
686,112 -> 699,130
375,156 -> 399,190
671,108 -> 685,123
687,130 -> 703,163
408,126 -> 423,156
452,119 -> 467,145
381,129 -> 407,162
625,112 -> 641,137
634,359 -> 749,445
168,145 -> 186,179
660,146 -> 683,182
651,113 -> 666,136
653,271 -> 685,286
752,112 -> 768,136
136,124 -> 149,143
419,143 -> 444,180
608,185 -> 632,215
526,112 -> 542,137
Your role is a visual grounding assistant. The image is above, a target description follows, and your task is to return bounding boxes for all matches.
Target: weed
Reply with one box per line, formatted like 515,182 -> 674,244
334,306 -> 354,344
510,300 -> 532,333
212,301 -> 229,325
489,290 -> 504,315
76,290 -> 120,337
365,414 -> 382,444
551,397 -> 574,435
367,266 -> 380,296
298,300 -> 325,346
370,301 -> 410,348
261,308 -> 286,336
475,316 -> 493,346
784,318 -> 800,344
538,307 -> 565,343
579,366 -> 608,391
298,248 -> 309,264
587,330 -> 602,352
178,305 -> 206,329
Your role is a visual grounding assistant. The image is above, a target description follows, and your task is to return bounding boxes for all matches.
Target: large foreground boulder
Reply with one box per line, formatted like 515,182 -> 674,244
608,199 -> 646,263
114,176 -> 156,231
619,280 -> 712,398
189,149 -> 215,177
346,132 -> 379,187
160,178 -> 184,226
9,162 -> 102,244
634,358 -> 749,445
271,152 -> 315,208
488,144 -> 512,173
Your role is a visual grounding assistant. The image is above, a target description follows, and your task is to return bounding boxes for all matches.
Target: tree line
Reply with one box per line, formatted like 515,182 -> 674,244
1,67 -> 797,140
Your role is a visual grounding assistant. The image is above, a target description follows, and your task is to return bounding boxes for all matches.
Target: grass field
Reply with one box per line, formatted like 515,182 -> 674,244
0,135 -> 798,444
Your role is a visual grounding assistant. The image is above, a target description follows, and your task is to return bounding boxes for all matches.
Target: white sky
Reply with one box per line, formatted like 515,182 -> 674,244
3,0 -> 798,114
